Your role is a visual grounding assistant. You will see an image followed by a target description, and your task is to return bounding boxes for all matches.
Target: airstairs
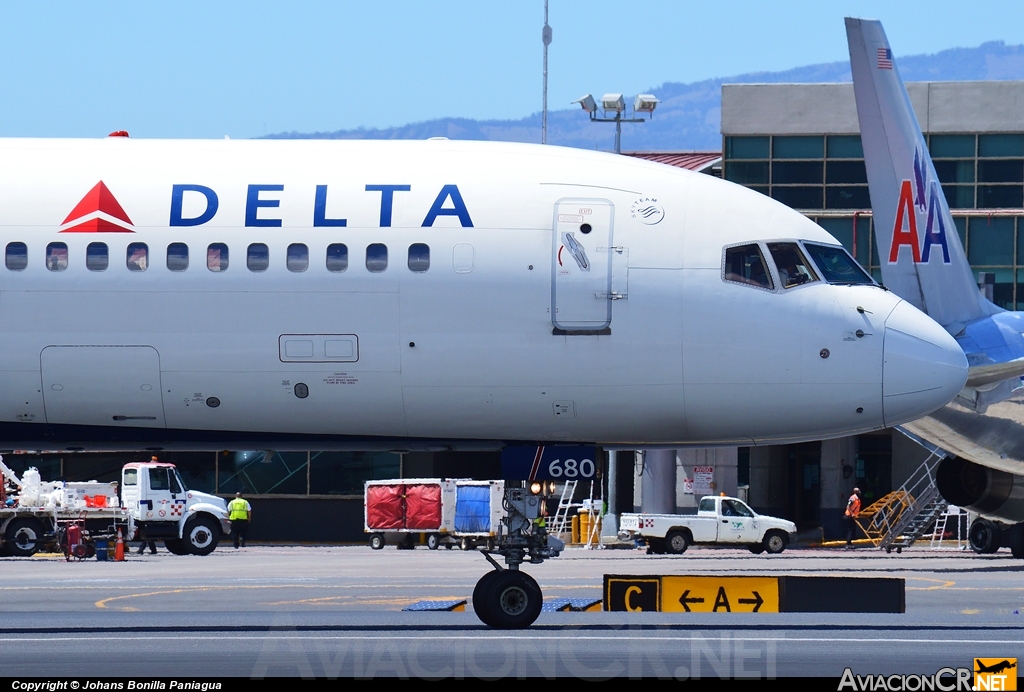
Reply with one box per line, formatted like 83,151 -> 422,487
548,481 -> 579,536
548,480 -> 604,548
855,449 -> 948,553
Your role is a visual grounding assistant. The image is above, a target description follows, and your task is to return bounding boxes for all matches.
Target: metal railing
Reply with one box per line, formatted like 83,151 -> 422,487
855,450 -> 947,552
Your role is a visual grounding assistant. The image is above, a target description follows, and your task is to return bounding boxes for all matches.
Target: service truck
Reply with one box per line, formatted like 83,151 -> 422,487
618,495 -> 797,555
0,457 -> 231,557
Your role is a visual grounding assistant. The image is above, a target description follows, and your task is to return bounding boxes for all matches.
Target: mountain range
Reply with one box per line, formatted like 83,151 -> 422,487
264,41 -> 1024,151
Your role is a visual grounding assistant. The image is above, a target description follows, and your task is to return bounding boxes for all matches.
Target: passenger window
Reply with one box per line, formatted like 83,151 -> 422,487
452,243 -> 474,273
724,243 -> 773,289
126,243 -> 148,272
247,243 -> 269,272
46,242 -> 69,272
408,243 -> 430,272
5,242 -> 27,271
366,243 -> 388,272
767,242 -> 818,289
166,243 -> 189,272
326,243 -> 348,272
207,243 -> 229,272
86,242 -> 108,272
287,243 -> 309,272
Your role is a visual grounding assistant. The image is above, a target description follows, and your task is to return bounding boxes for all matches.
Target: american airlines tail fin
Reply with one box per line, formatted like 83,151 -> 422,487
845,17 -> 999,334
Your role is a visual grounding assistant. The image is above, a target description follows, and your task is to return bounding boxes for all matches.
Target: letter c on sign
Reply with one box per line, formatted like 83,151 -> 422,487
625,585 -> 643,612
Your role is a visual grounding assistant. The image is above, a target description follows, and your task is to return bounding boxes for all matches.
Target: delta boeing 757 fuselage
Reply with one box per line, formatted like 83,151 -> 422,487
0,136 -> 966,451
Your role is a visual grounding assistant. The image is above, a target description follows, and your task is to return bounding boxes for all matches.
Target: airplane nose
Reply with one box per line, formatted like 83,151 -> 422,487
882,300 -> 968,427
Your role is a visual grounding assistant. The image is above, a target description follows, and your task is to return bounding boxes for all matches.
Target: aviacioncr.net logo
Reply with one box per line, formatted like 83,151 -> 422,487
838,667 -> 973,691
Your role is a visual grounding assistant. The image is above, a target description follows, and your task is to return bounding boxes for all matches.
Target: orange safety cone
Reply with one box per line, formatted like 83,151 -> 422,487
114,528 -> 125,562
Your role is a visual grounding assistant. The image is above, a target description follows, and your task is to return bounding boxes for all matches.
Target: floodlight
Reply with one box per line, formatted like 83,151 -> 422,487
530,481 -> 543,495
634,94 -> 659,114
601,93 -> 625,113
572,94 -> 597,114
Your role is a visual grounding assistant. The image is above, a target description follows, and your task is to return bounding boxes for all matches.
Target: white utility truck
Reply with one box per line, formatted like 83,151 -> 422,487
618,495 -> 797,555
0,457 -> 231,557
120,460 -> 231,555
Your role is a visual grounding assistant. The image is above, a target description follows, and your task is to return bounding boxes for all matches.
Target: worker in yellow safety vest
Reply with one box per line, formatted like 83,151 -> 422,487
228,492 -> 252,549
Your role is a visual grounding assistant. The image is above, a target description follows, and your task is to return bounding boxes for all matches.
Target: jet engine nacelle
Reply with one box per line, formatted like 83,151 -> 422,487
936,456 -> 1024,524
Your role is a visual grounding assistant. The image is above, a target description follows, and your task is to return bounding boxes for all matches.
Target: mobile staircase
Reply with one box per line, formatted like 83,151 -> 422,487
855,449 -> 948,553
548,481 -> 579,536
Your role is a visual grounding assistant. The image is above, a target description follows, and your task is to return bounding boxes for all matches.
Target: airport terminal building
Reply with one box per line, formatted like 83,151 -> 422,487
718,80 -> 1024,536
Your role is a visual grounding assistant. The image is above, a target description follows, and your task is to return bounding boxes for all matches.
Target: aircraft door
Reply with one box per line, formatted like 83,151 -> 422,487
552,199 -> 614,331
40,346 -> 166,427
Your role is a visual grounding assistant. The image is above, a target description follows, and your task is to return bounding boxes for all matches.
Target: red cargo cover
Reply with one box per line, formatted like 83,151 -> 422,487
366,484 -> 404,530
404,483 -> 442,530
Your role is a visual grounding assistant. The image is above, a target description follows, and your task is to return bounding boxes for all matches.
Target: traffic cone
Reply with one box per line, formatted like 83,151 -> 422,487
114,528 -> 125,561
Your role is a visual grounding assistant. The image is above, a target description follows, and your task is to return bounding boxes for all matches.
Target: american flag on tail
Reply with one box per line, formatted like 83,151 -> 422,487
877,47 -> 893,69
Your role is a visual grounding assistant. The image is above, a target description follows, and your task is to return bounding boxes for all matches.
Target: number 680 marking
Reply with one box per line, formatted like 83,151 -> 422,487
547,458 -> 595,478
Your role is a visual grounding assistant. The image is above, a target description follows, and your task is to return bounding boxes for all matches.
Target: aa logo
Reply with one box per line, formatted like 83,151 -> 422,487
974,658 -> 1017,691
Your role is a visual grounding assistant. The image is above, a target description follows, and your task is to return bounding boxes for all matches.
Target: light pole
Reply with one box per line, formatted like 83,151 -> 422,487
542,0 -> 552,144
572,93 -> 659,154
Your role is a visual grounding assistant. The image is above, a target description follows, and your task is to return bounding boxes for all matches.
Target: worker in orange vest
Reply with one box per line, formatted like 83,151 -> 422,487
844,487 -> 862,549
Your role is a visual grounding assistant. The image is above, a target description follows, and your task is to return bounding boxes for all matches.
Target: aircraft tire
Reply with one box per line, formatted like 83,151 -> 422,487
763,531 -> 787,554
164,539 -> 190,555
472,570 -> 502,624
369,533 -> 385,550
183,516 -> 219,556
1006,524 -> 1024,560
646,538 -> 666,555
4,518 -> 45,557
478,570 -> 542,629
969,519 -> 1002,554
427,533 -> 441,550
665,530 -> 689,555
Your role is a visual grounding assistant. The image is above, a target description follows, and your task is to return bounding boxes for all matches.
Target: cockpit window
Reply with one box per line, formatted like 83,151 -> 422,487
802,242 -> 874,285
767,242 -> 818,289
724,244 -> 773,289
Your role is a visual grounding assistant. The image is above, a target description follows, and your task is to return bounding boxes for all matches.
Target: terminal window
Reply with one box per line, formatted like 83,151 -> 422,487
724,135 -> 868,212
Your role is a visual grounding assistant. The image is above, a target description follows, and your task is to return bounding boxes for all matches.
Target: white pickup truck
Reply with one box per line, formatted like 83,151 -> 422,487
618,495 -> 797,555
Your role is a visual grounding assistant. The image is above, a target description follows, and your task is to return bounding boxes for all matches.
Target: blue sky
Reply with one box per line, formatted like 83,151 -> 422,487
2,1 -> 1024,139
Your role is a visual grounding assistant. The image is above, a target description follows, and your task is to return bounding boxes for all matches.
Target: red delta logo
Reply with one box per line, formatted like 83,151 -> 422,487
888,149 -> 952,265
59,181 -> 135,233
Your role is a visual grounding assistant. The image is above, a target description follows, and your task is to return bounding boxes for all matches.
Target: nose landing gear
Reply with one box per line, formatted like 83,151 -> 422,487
471,486 -> 564,629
